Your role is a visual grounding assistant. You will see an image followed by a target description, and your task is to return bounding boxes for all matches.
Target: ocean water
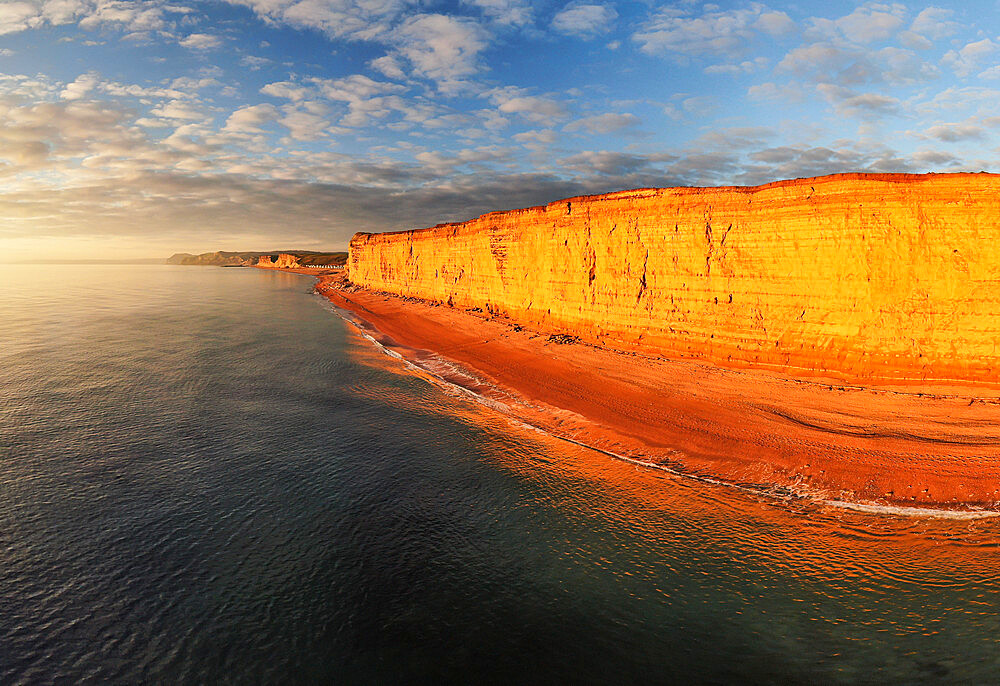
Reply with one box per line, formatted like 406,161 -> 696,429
3,264 -> 1000,685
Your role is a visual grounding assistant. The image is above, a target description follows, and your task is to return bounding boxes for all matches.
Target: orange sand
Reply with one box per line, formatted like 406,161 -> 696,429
293,270 -> 1000,511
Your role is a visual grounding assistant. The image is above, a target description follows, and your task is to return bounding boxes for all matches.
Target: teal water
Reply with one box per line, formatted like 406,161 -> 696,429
3,264 -> 1000,684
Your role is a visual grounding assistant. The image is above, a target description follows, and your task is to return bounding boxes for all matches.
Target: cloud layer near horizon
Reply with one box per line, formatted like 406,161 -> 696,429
1,1 -> 999,259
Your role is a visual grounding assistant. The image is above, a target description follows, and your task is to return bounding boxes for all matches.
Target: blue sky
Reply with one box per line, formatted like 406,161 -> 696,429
2,0 -> 999,259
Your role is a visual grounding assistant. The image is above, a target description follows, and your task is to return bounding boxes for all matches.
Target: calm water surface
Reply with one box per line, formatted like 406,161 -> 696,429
2,264 -> 1000,685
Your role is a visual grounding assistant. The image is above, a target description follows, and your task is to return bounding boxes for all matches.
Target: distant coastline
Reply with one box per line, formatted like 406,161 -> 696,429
166,250 -> 347,267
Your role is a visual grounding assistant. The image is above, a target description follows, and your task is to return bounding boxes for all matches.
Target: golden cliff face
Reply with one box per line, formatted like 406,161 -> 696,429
348,173 -> 1000,384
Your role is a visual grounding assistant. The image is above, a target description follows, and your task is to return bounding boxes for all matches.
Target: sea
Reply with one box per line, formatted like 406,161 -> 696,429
3,263 -> 1000,685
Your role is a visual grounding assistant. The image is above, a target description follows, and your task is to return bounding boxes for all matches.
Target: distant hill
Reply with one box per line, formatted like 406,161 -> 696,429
166,251 -> 347,266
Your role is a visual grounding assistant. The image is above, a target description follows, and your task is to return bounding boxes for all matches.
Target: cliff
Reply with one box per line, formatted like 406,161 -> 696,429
272,253 -> 301,269
349,173 -> 1000,385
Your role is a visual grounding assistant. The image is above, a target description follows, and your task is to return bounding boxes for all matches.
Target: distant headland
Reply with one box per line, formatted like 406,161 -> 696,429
167,250 -> 347,267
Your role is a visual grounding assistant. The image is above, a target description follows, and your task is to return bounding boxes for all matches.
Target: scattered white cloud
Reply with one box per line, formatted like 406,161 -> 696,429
747,81 -> 804,103
222,0 -> 407,41
370,54 -> 406,80
943,39 -> 998,78
224,103 -> 279,133
634,5 -> 790,59
908,7 -> 961,41
240,55 -> 271,69
261,81 -> 310,102
564,112 -> 638,134
704,57 -> 768,76
180,33 -> 222,50
493,93 -> 567,123
817,83 -> 900,119
753,11 -> 795,37
922,122 -> 985,142
463,0 -> 532,27
551,3 -> 618,39
60,71 -> 99,100
279,108 -> 331,140
150,99 -> 205,120
393,14 -> 488,91
806,4 -> 905,44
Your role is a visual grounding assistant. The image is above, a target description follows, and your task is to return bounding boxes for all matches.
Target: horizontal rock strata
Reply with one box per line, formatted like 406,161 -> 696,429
349,173 -> 1000,385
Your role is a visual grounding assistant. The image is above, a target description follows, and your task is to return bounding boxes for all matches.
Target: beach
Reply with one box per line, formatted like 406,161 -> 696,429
280,268 -> 1000,512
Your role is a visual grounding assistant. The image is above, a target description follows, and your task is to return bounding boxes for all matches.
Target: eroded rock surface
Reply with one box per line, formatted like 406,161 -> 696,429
349,173 -> 1000,385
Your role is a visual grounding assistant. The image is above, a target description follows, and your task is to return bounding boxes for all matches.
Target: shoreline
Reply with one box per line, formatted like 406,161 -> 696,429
266,266 -> 1000,512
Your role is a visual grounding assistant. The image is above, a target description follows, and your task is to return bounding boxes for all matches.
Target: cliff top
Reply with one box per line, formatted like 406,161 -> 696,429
352,171 -> 999,242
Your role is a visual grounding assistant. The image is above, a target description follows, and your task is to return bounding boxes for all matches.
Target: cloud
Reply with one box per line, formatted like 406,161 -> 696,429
562,150 -> 676,176
393,14 -> 488,91
313,74 -> 405,101
303,75 -> 410,127
240,55 -> 271,69
694,126 -> 775,150
753,11 -> 795,37
179,33 -> 222,50
149,99 -> 205,120
943,39 -> 998,78
777,42 -> 934,87
746,81 -> 805,103
817,83 -> 899,119
908,7 -> 961,41
704,57 -> 768,76
681,95 -> 718,115
741,144 -> 916,183
260,80 -> 310,102
493,93 -> 567,123
223,0 -> 408,41
223,103 -> 279,133
0,2 -> 39,35
551,3 -> 617,39
60,72 -> 99,100
563,112 -> 639,134
279,108 -> 331,140
806,4 -> 905,44
922,122 -> 986,142
463,0 -> 532,27
512,128 -> 557,146
912,149 -> 959,166
633,5 -> 789,59
370,54 -> 406,79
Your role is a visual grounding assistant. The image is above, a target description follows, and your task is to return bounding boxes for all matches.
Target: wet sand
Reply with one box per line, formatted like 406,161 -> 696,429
282,268 -> 1000,511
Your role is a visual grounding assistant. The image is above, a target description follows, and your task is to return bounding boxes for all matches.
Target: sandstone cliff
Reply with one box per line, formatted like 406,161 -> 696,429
272,253 -> 301,269
348,173 -> 1000,385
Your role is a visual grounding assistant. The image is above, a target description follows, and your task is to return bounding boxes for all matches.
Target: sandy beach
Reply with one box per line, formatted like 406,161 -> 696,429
283,268 -> 1000,511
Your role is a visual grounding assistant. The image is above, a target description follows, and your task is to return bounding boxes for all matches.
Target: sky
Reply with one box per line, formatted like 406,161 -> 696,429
2,0 -> 1000,259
